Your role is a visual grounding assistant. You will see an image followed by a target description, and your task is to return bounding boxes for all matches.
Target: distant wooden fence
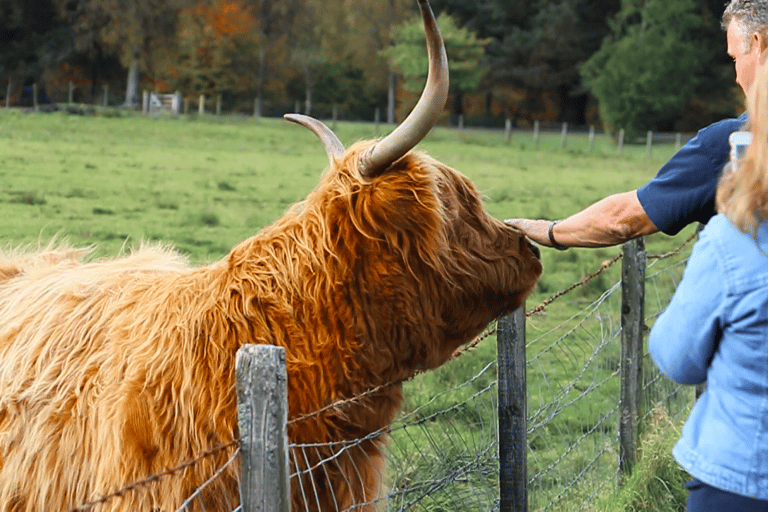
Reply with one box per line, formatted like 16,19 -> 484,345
4,81 -> 691,155
143,91 -> 183,115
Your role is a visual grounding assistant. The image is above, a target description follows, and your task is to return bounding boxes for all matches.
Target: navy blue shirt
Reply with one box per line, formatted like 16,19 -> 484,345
637,113 -> 747,235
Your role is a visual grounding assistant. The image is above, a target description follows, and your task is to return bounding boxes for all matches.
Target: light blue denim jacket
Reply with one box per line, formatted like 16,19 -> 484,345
650,214 -> 768,500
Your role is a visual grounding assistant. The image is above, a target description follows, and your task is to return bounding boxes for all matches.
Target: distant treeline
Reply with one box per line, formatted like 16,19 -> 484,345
0,0 -> 740,135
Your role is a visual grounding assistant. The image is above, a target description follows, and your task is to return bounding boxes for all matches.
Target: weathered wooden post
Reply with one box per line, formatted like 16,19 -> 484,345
533,120 -> 540,149
33,83 -> 39,112
236,344 -> 291,512
102,84 -> 109,107
617,129 -> 625,156
68,81 -> 74,104
588,126 -> 595,153
216,94 -> 222,116
646,131 -> 653,158
497,306 -> 527,511
619,239 -> 645,478
6,81 -> 11,108
199,94 -> 205,115
505,119 -> 512,144
560,122 -> 568,149
374,107 -> 381,136
173,91 -> 182,115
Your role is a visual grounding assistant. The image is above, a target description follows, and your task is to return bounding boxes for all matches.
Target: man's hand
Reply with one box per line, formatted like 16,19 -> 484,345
504,219 -> 553,247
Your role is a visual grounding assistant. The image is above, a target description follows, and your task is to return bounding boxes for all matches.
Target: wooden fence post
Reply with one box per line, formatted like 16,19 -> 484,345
619,239 -> 645,478
6,81 -> 11,108
505,119 -> 512,143
646,131 -> 653,158
533,120 -> 540,149
236,344 -> 291,512
497,306 -> 527,512
617,129 -> 625,156
588,126 -> 595,153
560,122 -> 568,149
199,94 -> 205,115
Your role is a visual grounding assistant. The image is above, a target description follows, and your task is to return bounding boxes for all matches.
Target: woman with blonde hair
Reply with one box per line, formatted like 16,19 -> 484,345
650,64 -> 768,511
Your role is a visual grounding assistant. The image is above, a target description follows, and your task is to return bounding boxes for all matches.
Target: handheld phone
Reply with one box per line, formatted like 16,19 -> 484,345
729,131 -> 752,172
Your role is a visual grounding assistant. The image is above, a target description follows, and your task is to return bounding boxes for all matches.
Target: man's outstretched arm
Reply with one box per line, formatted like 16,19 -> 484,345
505,190 -> 659,249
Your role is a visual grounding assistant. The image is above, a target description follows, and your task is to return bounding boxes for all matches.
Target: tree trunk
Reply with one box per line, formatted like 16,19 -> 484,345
304,83 -> 312,116
387,0 -> 396,124
123,55 -> 140,108
387,67 -> 396,124
256,47 -> 266,117
451,91 -> 464,126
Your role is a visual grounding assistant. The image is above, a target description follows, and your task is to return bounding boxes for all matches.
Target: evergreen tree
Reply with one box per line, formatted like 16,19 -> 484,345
581,0 -> 706,137
0,0 -> 71,84
383,11 -> 490,123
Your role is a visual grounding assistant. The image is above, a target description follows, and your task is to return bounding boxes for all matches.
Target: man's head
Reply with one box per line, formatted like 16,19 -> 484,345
723,0 -> 768,94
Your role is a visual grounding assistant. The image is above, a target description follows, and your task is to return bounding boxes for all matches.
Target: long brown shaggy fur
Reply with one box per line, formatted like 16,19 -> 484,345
0,142 -> 541,511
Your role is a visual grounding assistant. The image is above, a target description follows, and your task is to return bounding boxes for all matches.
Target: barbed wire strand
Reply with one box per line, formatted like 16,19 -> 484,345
67,440 -> 239,512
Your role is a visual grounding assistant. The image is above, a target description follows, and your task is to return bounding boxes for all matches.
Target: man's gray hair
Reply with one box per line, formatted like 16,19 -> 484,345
723,0 -> 768,50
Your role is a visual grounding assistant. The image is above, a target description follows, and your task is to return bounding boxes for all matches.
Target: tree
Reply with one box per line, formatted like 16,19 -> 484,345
429,0 -> 621,125
288,0 -> 330,115
581,0 -> 705,137
343,0 -> 416,123
172,0 -> 260,98
384,11 -> 490,123
55,0 -> 192,106
0,0 -> 71,86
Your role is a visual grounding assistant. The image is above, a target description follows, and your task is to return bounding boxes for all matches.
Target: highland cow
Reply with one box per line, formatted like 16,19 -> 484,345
0,1 -> 542,510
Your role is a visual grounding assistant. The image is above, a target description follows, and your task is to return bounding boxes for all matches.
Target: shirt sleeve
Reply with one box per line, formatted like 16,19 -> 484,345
649,228 -> 726,385
637,116 -> 744,236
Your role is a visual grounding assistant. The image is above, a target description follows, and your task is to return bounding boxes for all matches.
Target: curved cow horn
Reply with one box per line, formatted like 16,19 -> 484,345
359,0 -> 449,178
284,113 -> 346,166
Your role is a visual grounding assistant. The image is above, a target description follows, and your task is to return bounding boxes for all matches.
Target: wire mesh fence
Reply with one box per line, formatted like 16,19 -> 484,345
63,233 -> 696,512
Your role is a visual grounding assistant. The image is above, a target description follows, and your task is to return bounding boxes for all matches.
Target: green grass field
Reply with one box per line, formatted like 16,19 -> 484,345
0,109 -> 695,510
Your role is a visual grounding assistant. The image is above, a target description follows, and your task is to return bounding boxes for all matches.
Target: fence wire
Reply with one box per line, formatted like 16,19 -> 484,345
275,236 -> 696,512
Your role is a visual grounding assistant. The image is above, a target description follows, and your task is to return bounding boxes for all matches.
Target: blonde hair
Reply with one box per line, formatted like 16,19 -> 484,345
717,64 -> 768,238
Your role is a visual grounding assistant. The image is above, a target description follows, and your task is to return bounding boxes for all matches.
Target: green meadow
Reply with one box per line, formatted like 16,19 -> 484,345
0,109 -> 695,510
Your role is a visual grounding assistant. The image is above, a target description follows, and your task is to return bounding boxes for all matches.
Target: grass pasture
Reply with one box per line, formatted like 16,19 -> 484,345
0,109 -> 696,510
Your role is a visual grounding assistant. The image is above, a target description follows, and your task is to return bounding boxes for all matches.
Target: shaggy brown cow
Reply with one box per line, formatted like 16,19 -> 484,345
0,1 -> 541,510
